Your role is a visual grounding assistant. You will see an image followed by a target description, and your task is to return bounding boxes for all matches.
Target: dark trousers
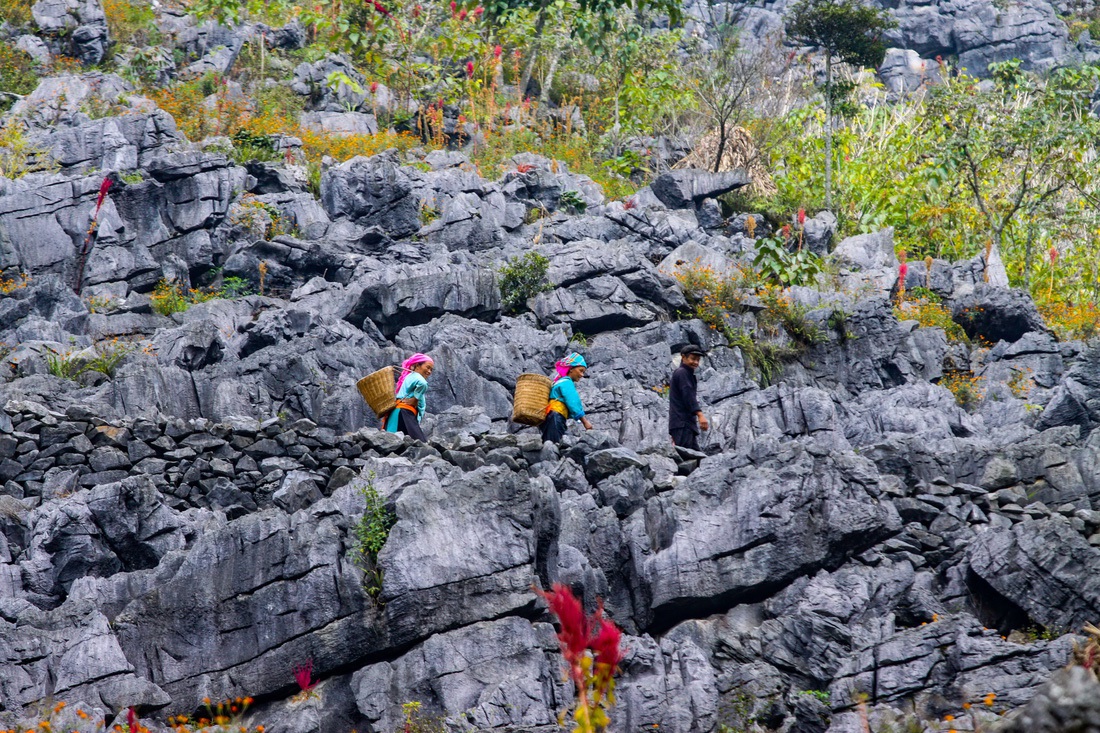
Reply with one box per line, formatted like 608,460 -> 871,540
390,409 -> 428,442
670,427 -> 700,452
540,412 -> 567,443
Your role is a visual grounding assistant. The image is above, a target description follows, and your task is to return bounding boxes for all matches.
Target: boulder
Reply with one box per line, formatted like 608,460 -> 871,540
31,0 -> 109,64
345,263 -> 501,338
878,48 -> 939,95
299,111 -> 378,136
994,665 -> 1100,732
650,168 -> 751,209
952,285 -> 1048,344
320,153 -> 420,238
968,519 -> 1100,632
626,448 -> 901,630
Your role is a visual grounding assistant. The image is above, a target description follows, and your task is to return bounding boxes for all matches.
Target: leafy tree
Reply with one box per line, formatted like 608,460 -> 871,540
925,61 -> 1100,289
687,24 -> 799,173
786,0 -> 894,209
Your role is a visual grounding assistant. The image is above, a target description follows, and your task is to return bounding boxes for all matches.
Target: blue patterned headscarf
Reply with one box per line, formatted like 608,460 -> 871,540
554,352 -> 588,378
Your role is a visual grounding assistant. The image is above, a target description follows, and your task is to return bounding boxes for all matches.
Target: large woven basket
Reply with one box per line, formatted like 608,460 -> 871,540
357,366 -> 396,418
512,373 -> 552,426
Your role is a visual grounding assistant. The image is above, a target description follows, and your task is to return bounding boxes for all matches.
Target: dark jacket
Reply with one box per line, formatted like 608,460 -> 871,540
668,364 -> 701,433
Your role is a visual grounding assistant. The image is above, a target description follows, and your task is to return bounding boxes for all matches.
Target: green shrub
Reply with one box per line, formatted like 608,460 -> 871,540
352,472 -> 395,598
754,233 -> 822,287
0,45 -> 39,114
498,252 -> 553,315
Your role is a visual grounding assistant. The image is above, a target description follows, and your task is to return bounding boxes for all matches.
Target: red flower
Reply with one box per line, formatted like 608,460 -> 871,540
537,584 -> 589,666
797,208 -> 806,226
622,197 -> 636,210
899,262 -> 909,280
94,177 -> 112,214
473,5 -> 483,16
370,81 -> 379,93
466,61 -> 475,77
373,0 -> 390,16
1049,246 -> 1059,263
458,8 -> 467,19
493,44 -> 502,59
449,0 -> 456,13
780,224 -> 791,239
412,3 -> 421,16
589,615 -> 624,673
126,708 -> 139,733
294,659 -> 317,692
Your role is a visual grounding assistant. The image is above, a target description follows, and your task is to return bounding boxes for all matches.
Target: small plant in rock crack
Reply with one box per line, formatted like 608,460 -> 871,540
168,696 -> 263,731
291,659 -> 319,703
399,701 -> 447,733
497,251 -> 553,315
559,190 -> 588,214
351,472 -> 395,598
827,307 -> 856,343
537,583 -> 625,733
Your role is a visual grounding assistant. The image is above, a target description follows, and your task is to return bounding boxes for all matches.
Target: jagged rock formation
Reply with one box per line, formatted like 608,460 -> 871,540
3,75 -> 1100,732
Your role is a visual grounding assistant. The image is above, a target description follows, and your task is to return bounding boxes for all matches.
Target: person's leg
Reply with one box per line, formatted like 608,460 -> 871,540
398,410 -> 428,442
541,412 -> 566,443
670,427 -> 700,452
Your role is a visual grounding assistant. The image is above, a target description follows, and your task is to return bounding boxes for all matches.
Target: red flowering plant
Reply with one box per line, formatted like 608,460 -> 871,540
537,584 -> 625,733
291,658 -> 320,702
74,176 -> 112,294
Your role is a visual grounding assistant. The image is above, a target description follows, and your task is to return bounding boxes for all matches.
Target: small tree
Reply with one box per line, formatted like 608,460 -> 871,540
925,61 -> 1100,289
786,0 -> 894,210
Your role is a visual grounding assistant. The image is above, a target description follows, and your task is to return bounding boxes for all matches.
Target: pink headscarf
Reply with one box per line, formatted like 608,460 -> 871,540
396,353 -> 434,394
554,352 -> 588,379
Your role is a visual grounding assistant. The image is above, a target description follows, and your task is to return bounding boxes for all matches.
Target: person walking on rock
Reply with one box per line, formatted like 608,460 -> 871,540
542,352 -> 593,443
669,344 -> 709,452
386,353 -> 434,442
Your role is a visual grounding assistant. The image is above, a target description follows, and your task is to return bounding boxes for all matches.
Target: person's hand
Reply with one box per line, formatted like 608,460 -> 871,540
698,413 -> 709,431
581,417 -> 593,431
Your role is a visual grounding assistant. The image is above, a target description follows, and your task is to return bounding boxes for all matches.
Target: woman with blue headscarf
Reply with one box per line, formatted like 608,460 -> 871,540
542,352 -> 593,443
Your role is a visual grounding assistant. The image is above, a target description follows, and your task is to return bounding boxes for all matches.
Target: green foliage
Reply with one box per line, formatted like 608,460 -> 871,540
44,346 -> 89,381
895,296 -> 968,342
352,472 -> 396,598
221,276 -> 252,298
759,287 -> 825,345
602,149 -> 647,179
120,170 -> 144,184
726,328 -> 797,387
786,0 -> 895,69
230,128 -> 280,164
827,307 -> 854,342
84,340 -> 137,377
0,45 -> 39,114
419,201 -> 440,225
150,279 -> 191,316
786,0 -> 895,208
0,0 -> 34,28
44,340 -> 135,381
102,0 -> 160,47
798,689 -> 831,704
498,251 -> 552,315
754,234 -> 823,287
559,190 -> 587,214
924,62 -> 1100,296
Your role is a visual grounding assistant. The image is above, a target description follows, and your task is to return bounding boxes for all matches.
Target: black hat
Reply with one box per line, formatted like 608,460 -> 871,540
680,344 -> 707,357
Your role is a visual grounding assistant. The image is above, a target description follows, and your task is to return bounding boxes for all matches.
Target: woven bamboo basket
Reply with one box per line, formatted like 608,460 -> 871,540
512,373 -> 552,426
357,366 -> 396,418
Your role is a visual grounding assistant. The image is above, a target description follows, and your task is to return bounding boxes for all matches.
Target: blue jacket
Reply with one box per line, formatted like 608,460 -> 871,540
549,376 -> 585,419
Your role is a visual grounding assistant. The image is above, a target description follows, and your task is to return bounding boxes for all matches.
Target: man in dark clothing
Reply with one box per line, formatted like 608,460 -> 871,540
669,344 -> 709,451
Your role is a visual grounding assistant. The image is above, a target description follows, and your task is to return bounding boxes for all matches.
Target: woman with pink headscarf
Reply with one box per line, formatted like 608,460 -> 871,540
385,353 -> 434,442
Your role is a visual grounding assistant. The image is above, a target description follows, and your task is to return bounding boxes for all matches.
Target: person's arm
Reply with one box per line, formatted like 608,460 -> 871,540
560,380 -> 593,430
